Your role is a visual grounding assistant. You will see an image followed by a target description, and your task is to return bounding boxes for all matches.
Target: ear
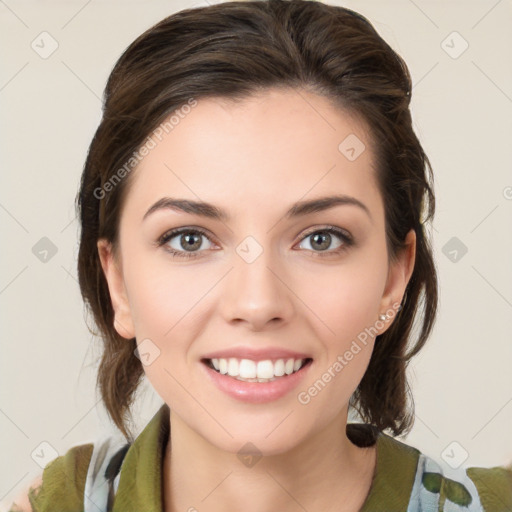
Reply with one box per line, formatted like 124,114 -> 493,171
97,238 -> 136,340
378,229 -> 416,334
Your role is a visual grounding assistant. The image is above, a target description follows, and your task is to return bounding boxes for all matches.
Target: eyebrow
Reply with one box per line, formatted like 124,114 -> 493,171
142,194 -> 372,223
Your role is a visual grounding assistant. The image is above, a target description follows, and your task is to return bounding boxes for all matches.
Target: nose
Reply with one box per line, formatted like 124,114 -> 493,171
219,244 -> 295,331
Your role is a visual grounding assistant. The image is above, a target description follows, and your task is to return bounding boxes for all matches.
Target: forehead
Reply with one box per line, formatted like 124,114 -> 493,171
120,88 -> 383,226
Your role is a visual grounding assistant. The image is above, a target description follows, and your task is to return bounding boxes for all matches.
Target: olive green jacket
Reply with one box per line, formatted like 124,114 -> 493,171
14,404 -> 512,511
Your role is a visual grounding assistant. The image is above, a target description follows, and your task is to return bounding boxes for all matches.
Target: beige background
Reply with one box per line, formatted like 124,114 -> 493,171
1,0 -> 511,508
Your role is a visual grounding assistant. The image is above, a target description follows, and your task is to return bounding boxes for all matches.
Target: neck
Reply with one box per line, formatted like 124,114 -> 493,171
163,411 -> 377,512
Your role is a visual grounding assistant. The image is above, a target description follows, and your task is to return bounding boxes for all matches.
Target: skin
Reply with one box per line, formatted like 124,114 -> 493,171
9,475 -> 42,511
97,87 -> 416,512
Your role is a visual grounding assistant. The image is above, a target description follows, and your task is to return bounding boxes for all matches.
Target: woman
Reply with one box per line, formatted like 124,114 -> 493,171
10,1 -> 511,511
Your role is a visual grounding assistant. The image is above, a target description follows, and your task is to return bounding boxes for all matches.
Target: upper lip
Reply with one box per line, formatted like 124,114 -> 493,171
201,347 -> 312,362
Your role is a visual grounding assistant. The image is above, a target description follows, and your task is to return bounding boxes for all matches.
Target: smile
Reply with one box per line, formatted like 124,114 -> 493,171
201,357 -> 313,403
204,357 -> 312,382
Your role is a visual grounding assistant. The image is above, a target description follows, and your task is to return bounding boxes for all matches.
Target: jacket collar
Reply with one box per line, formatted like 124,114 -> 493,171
113,403 -> 420,512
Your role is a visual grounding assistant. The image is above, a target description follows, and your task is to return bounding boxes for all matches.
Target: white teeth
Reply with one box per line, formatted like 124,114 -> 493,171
239,359 -> 256,378
208,357 -> 308,380
257,360 -> 274,379
274,359 -> 285,376
227,358 -> 238,377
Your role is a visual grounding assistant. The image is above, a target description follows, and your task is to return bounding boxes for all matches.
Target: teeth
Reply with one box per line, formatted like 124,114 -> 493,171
257,360 -> 274,379
274,359 -> 285,376
239,359 -> 256,378
208,357 -> 307,380
227,358 -> 238,377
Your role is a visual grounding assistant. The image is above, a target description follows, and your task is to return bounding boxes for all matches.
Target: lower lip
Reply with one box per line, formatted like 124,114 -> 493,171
201,360 -> 312,404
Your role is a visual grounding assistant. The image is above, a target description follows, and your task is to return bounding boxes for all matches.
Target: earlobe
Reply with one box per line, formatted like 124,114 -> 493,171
97,238 -> 136,340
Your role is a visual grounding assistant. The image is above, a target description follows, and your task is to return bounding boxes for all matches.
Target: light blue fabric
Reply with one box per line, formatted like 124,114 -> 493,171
407,453 -> 485,512
84,435 -> 126,512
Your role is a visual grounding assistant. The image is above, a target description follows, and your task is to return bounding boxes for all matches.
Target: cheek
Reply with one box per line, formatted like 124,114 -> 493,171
124,251 -> 210,339
123,261 -> 210,401
294,264 -> 386,415
296,256 -> 388,345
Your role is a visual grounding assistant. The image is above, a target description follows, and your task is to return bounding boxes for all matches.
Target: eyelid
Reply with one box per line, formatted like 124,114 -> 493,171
300,224 -> 352,240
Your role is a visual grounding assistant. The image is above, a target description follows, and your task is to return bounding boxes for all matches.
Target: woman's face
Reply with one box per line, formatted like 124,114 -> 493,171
98,88 -> 415,455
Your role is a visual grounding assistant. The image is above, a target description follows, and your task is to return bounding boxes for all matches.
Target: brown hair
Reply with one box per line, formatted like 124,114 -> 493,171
76,0 -> 438,443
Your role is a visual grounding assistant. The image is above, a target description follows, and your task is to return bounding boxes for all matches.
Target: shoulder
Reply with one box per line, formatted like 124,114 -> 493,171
7,443 -> 94,512
466,462 -> 512,511
411,452 -> 512,511
369,430 -> 512,512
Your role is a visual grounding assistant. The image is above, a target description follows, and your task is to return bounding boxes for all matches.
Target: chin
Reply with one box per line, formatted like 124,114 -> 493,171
196,415 -> 311,458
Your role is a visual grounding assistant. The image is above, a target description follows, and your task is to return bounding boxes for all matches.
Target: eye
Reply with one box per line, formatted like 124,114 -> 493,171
157,227 -> 215,259
296,226 -> 354,256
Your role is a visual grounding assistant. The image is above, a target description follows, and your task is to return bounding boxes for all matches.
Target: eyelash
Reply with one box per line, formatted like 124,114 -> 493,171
156,225 -> 354,260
